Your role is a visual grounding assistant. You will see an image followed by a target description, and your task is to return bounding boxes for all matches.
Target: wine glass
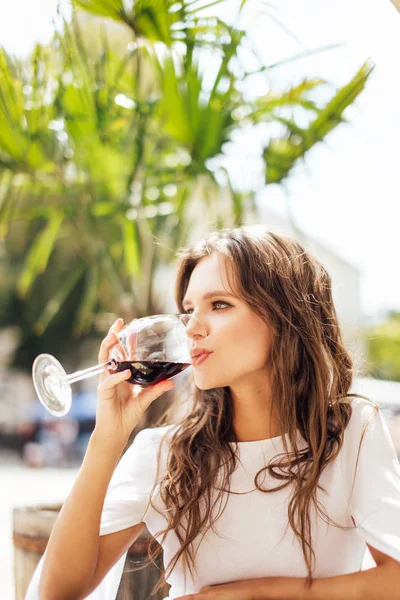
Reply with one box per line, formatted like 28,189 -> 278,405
32,314 -> 206,417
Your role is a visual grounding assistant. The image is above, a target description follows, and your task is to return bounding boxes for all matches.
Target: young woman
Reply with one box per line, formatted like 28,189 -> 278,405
29,225 -> 400,600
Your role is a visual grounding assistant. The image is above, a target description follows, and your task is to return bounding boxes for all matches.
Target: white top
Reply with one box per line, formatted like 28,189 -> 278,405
25,397 -> 400,600
96,397 -> 400,599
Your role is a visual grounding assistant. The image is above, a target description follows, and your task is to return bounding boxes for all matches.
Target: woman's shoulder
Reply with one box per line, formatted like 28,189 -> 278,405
349,395 -> 380,414
340,396 -> 398,494
119,424 -> 179,478
134,423 -> 180,449
340,396 -> 383,464
346,395 -> 381,435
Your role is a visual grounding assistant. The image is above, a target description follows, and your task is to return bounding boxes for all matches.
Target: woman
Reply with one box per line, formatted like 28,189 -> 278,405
29,225 -> 400,599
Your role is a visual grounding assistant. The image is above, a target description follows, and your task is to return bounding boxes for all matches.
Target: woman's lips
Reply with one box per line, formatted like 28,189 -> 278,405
192,352 -> 212,367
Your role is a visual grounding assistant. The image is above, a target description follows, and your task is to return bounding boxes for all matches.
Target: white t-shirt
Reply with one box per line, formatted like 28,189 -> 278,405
25,397 -> 400,600
96,397 -> 400,599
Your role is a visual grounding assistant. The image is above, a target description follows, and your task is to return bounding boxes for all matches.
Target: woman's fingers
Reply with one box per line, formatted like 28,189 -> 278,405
98,318 -> 124,364
110,318 -> 129,361
98,370 -> 174,416
108,317 -> 124,335
98,331 -> 119,364
98,368 -> 132,394
135,379 -> 175,412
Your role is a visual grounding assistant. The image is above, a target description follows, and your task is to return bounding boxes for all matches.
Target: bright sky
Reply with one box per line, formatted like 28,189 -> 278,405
0,0 -> 399,320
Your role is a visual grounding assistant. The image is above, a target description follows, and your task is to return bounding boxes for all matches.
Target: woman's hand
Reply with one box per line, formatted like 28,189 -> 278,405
94,318 -> 174,444
174,576 -> 307,600
174,581 -> 259,599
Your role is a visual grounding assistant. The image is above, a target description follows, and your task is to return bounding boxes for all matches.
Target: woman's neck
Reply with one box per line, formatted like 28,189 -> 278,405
229,377 -> 281,442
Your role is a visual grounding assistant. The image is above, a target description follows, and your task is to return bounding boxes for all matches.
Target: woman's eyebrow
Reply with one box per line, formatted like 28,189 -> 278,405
182,290 -> 236,307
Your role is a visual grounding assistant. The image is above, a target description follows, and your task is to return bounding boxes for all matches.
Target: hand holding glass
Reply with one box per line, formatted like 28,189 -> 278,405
32,314 -> 205,417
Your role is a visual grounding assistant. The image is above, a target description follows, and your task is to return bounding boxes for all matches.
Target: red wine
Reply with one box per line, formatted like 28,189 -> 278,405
111,360 -> 190,388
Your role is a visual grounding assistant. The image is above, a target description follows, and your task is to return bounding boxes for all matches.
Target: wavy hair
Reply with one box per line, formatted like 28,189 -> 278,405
128,225 -> 378,595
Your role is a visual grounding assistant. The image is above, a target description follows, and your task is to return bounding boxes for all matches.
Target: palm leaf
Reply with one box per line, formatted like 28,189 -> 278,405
17,212 -> 64,297
0,171 -> 16,235
72,0 -> 128,24
263,61 -> 374,184
224,167 -> 245,226
255,43 -> 345,72
73,263 -> 99,335
73,0 -> 234,45
0,47 -> 56,172
185,0 -> 227,15
249,78 -> 323,125
154,53 -> 194,145
33,264 -> 86,334
59,17 -> 132,198
153,33 -> 238,162
123,218 -> 141,278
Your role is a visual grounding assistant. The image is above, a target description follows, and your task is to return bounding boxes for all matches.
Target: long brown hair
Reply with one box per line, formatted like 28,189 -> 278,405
129,225 -> 378,594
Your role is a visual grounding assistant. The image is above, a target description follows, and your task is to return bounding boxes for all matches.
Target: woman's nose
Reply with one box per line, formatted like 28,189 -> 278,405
184,314 -> 208,339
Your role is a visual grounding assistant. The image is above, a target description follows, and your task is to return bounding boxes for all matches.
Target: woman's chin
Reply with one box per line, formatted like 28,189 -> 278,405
194,377 -> 227,391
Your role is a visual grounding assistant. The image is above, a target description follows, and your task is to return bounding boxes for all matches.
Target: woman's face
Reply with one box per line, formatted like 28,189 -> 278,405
182,253 -> 273,390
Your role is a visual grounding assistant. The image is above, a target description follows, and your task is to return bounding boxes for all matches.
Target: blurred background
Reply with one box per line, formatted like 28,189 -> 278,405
1,0 -> 400,597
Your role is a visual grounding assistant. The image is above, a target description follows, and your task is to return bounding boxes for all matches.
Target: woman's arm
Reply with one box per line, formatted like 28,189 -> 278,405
212,562 -> 400,600
176,546 -> 400,600
39,319 -> 174,599
39,432 -> 128,599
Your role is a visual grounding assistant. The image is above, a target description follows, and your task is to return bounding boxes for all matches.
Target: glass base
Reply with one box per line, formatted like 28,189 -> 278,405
32,354 -> 72,417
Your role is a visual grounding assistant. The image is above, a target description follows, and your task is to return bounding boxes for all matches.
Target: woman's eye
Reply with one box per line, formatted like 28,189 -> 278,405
184,301 -> 230,314
212,301 -> 230,310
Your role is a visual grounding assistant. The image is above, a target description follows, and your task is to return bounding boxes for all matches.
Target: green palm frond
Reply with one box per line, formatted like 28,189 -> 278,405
122,218 -> 141,278
249,78 -> 323,124
73,0 -> 129,24
58,17 -> 134,199
0,47 -> 57,172
152,30 -> 239,163
72,0 -> 235,46
0,171 -> 16,235
263,60 -> 374,184
73,0 -> 180,43
17,211 -> 64,298
33,264 -> 86,335
73,263 -> 100,335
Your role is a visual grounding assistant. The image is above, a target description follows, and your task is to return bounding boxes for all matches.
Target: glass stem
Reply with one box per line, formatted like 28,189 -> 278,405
67,360 -> 112,384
